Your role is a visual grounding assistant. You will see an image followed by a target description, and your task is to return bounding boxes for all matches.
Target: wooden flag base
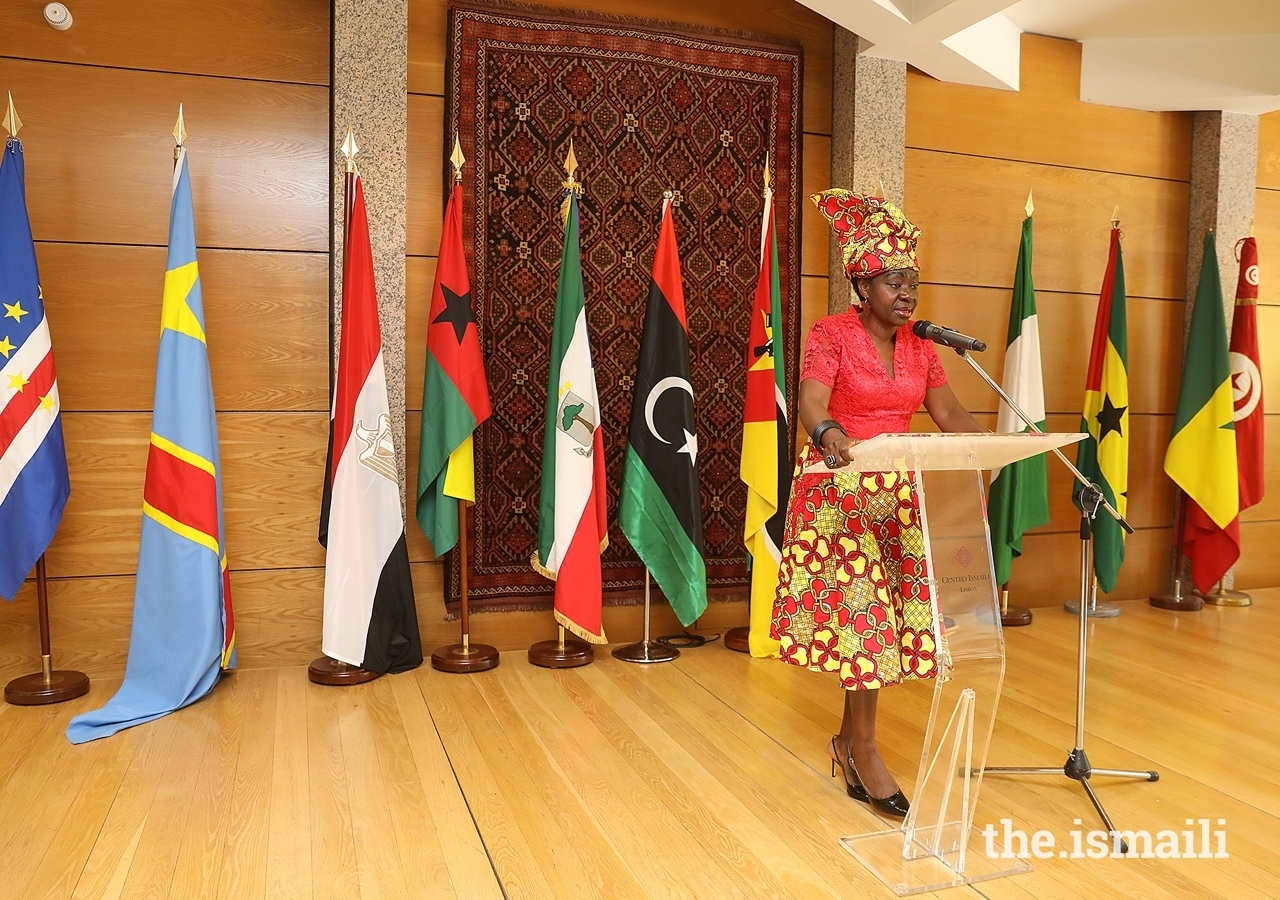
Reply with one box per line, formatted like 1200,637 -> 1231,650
528,637 -> 592,668
5,666 -> 89,706
724,626 -> 751,652
432,642 -> 500,673
1000,605 -> 1033,627
1149,593 -> 1202,611
308,656 -> 379,685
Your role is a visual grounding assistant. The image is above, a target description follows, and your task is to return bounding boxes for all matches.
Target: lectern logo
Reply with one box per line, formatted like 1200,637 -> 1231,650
955,546 -> 973,568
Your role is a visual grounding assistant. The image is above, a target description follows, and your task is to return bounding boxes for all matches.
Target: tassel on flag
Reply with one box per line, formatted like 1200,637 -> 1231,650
532,153 -> 608,646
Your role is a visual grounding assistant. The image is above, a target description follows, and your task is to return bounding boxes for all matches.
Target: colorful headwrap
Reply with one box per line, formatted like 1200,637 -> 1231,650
811,189 -> 920,281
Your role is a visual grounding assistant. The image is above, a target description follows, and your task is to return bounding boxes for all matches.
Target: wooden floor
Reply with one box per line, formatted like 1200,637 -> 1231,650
2,593 -> 1279,899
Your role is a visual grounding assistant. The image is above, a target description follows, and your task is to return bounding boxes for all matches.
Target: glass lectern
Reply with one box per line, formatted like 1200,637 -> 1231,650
808,432 -> 1086,895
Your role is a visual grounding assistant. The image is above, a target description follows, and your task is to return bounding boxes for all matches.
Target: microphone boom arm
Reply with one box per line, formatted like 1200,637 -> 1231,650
956,348 -> 1134,534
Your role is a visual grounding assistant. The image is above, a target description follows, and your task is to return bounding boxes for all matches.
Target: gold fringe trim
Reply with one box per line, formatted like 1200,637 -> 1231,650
555,609 -> 608,645
530,551 -> 557,581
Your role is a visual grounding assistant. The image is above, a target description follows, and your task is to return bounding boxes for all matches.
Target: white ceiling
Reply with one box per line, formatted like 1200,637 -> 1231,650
797,0 -> 1280,114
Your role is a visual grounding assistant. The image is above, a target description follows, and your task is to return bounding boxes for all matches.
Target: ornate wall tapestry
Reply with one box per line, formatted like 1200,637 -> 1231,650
444,0 -> 803,608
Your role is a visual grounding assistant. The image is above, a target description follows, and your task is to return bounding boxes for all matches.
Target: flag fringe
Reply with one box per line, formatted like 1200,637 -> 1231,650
554,609 -> 607,644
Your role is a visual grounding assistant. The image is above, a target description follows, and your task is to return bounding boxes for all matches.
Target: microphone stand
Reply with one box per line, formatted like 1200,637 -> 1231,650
953,347 -> 1156,853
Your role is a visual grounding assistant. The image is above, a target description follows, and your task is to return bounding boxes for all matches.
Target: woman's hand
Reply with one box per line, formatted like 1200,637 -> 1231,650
820,432 -> 859,468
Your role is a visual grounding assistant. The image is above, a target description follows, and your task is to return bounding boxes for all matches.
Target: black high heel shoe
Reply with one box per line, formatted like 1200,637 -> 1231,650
846,753 -> 910,819
829,736 -> 870,802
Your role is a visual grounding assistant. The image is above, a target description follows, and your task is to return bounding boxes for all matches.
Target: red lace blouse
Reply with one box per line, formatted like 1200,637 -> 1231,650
800,311 -> 948,440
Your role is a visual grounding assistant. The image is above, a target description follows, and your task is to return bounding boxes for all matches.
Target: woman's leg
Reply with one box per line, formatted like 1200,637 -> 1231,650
836,687 -> 900,798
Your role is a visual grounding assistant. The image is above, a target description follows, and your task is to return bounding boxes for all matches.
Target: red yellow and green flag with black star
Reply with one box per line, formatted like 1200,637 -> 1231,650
417,181 -> 492,559
1075,225 -> 1129,592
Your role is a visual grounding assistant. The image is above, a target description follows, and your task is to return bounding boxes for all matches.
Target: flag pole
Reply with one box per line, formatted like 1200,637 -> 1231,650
612,568 -> 679,664
5,557 -> 90,705
530,139 -> 594,669
432,138 -> 499,673
2,97 -> 90,705
433,496 -> 500,671
1149,490 -> 1202,611
726,153 -> 774,654
310,125 -> 383,685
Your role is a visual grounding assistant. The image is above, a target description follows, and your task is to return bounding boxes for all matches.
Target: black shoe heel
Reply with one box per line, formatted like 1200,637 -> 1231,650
828,736 -> 870,802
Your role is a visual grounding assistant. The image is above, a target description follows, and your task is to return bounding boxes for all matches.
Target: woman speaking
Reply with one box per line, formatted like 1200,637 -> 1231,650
771,190 -> 981,817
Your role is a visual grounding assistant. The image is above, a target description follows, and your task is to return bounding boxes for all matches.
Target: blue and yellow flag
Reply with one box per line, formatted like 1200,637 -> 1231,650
68,140 -> 233,743
0,128 -> 71,601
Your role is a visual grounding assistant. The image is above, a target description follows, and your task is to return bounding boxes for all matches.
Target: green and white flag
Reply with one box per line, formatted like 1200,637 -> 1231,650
989,212 -> 1050,586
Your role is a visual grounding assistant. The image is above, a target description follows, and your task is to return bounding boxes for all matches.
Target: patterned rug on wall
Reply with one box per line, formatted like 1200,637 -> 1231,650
444,0 -> 803,609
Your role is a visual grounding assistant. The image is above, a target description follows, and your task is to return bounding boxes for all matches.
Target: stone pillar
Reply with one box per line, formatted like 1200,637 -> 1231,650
829,28 -> 907,314
1185,111 -> 1259,313
332,0 -> 409,501
1178,110 -> 1258,592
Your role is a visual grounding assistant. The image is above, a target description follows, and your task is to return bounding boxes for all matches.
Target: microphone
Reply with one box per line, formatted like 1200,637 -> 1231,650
912,320 -> 987,353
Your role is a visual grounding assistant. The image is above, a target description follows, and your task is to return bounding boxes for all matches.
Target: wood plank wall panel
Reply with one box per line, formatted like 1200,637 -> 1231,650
1255,188 -> 1280,304
0,0 -> 329,84
0,59 -> 328,252
1257,111 -> 1280,190
907,35 -> 1191,181
907,150 -> 1189,299
0,2 -> 331,676
45,412 -> 329,578
921,286 -> 1183,415
1244,119 -> 1280,588
41,244 -> 328,412
906,35 -> 1190,603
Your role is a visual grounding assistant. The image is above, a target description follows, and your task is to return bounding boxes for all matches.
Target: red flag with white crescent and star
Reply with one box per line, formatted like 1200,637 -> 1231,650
1231,237 -> 1264,512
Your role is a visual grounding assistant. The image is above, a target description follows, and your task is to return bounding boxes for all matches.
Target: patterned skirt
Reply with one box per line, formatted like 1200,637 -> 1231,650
770,443 -> 942,690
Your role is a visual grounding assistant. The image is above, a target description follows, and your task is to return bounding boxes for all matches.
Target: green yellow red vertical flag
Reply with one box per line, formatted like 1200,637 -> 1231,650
1172,232 -> 1240,591
740,167 -> 786,658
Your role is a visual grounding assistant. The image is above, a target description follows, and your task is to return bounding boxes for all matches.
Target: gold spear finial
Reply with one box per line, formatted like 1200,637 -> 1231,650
450,132 -> 465,183
1024,188 -> 1034,218
340,124 -> 359,174
564,138 -> 579,187
763,152 -> 772,195
559,139 -> 582,226
876,178 -> 886,200
172,105 -> 187,147
1111,205 -> 1120,229
3,92 -> 21,138
1250,215 -> 1255,237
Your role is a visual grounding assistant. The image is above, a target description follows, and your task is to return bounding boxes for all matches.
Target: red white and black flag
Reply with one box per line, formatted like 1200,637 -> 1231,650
319,173 -> 422,674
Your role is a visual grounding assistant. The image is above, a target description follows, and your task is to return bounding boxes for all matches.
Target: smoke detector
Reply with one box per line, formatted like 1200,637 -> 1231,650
44,3 -> 72,30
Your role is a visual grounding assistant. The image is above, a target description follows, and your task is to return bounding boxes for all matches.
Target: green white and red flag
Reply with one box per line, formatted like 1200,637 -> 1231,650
532,189 -> 607,643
